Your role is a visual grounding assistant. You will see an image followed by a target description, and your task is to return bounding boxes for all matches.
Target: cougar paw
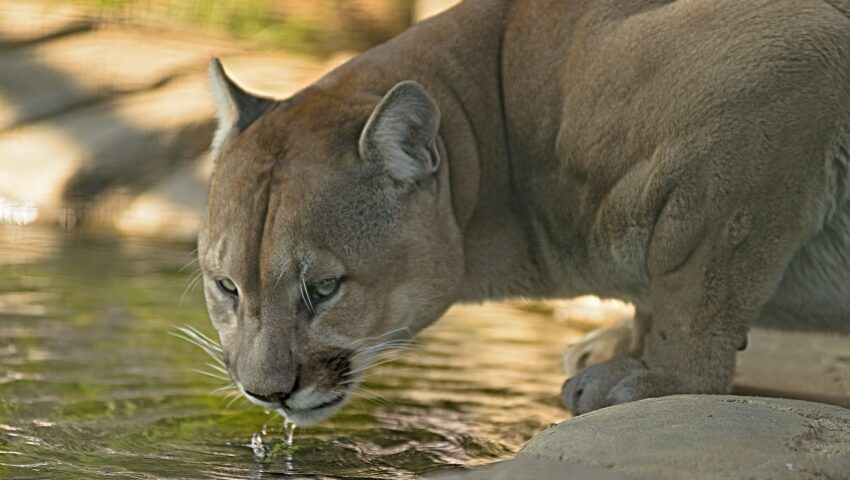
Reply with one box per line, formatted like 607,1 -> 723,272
561,321 -> 635,378
606,369 -> 688,406
561,357 -> 646,415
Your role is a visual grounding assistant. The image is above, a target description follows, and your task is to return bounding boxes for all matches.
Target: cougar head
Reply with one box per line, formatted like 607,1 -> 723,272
197,59 -> 464,424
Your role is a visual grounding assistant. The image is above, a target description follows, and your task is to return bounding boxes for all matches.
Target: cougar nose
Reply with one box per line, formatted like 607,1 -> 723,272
243,375 -> 298,405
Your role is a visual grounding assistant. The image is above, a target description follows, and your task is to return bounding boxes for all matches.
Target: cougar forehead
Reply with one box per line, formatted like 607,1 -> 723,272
205,94 -> 365,227
203,127 -> 407,278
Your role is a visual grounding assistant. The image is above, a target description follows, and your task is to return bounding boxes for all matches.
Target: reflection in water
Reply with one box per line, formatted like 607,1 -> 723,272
0,195 -> 39,225
0,226 -> 585,479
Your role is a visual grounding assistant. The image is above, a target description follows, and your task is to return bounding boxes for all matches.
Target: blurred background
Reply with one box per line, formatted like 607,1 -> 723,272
0,1 -> 846,478
0,0 -> 469,240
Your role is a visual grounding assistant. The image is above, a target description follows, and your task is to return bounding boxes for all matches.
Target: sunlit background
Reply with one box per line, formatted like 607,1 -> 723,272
0,1 -> 846,479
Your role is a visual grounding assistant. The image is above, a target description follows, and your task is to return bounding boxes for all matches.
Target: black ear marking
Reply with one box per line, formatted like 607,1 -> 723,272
208,58 -> 278,150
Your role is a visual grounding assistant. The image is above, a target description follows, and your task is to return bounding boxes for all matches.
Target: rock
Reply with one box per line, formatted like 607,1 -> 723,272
0,2 -> 92,48
0,28 -> 230,129
429,458 -> 638,480
113,155 -> 213,242
0,2 -> 368,237
518,395 -> 850,480
0,74 -> 215,222
734,328 -> 850,409
212,53 -> 330,98
0,34 -> 332,232
414,0 -> 462,21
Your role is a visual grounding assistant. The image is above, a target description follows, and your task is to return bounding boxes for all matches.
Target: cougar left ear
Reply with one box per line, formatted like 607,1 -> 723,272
358,81 -> 441,182
208,58 -> 276,152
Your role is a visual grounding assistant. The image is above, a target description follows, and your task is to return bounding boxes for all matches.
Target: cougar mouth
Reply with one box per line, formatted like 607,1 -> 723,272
278,390 -> 350,425
303,392 -> 346,411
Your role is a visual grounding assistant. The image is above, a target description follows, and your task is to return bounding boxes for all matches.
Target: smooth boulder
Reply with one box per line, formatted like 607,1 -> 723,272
519,395 -> 850,480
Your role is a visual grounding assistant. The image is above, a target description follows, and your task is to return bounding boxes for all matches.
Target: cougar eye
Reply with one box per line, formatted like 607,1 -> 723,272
307,277 -> 341,304
216,277 -> 239,297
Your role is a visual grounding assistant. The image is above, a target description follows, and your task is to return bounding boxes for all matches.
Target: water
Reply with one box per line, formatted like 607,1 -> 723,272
0,226 -> 584,479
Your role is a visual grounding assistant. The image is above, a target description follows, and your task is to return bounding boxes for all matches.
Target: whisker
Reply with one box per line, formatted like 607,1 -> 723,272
179,270 -> 205,306
350,327 -> 413,349
353,343 -> 415,357
351,348 -> 413,365
354,349 -> 410,362
177,257 -> 200,274
170,326 -> 226,370
356,339 -> 416,350
206,362 -> 229,375
183,325 -> 222,348
274,268 -> 286,289
345,355 -> 410,377
350,397 -> 370,415
222,390 -> 241,401
345,390 -> 374,402
194,369 -> 230,381
339,367 -> 415,385
349,386 -> 394,407
212,385 -> 239,395
225,394 -> 245,412
171,334 -> 223,365
173,325 -> 223,351
353,348 -> 412,362
298,277 -> 315,316
354,338 -> 416,351
347,355 -> 410,376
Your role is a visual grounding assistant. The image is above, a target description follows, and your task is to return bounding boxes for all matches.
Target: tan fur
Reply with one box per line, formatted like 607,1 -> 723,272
562,319 -> 638,379
201,0 -> 850,422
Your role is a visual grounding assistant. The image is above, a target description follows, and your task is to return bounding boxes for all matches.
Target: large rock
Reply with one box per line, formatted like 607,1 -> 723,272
0,1 -> 92,48
0,74 -> 215,221
414,0 -> 462,21
0,39 -> 330,233
113,155 -> 213,242
0,3 -> 409,237
518,395 -> 850,480
734,328 -> 850,408
430,458 -> 637,480
0,28 -> 230,129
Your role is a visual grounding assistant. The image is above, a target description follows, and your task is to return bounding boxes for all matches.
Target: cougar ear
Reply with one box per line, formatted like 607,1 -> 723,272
358,81 -> 441,182
208,58 -> 276,152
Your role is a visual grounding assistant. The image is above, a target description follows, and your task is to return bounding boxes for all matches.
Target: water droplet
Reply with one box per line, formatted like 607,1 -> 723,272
285,422 -> 297,447
250,432 -> 268,461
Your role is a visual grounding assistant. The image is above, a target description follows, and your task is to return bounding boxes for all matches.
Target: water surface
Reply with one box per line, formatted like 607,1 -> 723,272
0,226 -> 581,479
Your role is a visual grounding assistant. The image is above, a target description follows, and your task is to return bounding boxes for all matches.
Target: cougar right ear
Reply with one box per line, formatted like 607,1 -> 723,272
358,81 -> 441,183
208,58 -> 276,153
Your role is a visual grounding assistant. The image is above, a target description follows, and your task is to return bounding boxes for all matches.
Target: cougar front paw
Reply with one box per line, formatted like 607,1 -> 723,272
605,369 -> 690,406
561,357 -> 646,415
561,320 -> 636,378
